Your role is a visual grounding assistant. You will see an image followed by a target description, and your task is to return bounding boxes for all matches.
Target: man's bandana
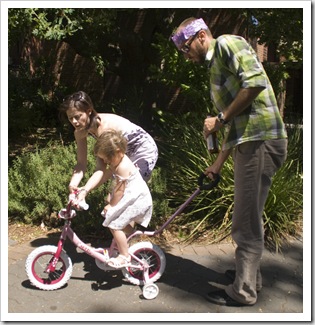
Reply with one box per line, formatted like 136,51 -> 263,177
171,18 -> 208,49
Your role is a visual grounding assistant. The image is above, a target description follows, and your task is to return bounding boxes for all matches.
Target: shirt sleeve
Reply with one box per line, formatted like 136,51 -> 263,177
217,35 -> 268,89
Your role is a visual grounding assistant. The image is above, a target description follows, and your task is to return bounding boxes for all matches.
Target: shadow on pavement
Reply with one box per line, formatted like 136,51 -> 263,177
25,234 -> 303,309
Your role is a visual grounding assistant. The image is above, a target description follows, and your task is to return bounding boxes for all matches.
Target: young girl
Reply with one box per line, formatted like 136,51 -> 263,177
58,91 -> 158,209
94,129 -> 153,268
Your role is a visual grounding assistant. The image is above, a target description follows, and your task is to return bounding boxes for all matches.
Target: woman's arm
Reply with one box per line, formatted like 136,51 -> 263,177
74,157 -> 111,205
84,157 -> 111,192
69,131 -> 88,193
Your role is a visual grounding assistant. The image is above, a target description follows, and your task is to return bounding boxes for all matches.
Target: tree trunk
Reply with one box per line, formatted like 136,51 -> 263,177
277,79 -> 286,119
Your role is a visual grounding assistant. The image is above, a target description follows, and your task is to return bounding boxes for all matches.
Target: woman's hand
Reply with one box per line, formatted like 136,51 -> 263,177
69,185 -> 79,194
70,188 -> 88,210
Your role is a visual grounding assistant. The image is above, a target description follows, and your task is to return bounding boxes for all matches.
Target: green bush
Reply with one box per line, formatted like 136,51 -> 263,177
8,136 -> 169,236
9,137 -> 101,230
8,62 -> 67,139
263,125 -> 303,250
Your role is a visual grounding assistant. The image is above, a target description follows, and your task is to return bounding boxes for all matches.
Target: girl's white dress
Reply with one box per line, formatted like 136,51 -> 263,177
102,170 -> 152,230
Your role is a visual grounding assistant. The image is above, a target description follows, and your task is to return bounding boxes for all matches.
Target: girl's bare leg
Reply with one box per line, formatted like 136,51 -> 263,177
110,229 -> 129,258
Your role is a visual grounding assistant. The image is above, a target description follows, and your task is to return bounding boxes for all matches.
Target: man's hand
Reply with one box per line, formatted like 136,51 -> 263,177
203,116 -> 221,139
204,165 -> 221,180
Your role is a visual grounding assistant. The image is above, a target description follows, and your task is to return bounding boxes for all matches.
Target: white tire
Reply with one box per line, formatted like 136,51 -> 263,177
122,241 -> 166,286
143,283 -> 159,299
25,245 -> 72,291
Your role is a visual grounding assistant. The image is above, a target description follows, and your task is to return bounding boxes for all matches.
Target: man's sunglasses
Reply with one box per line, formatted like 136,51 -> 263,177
180,32 -> 199,54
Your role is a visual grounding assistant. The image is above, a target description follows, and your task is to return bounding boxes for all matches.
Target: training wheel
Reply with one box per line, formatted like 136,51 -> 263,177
142,283 -> 159,300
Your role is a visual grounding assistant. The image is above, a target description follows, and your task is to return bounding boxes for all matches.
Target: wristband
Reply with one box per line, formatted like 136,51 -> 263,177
217,112 -> 228,125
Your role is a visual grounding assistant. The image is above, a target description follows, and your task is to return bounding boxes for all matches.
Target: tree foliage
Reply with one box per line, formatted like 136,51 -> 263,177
8,8 -> 304,244
248,9 -> 303,65
8,8 -> 303,127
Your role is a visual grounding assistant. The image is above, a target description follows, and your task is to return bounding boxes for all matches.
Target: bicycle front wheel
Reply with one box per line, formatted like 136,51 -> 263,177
25,245 -> 72,291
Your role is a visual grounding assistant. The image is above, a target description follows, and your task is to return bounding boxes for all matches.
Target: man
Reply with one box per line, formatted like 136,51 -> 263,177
171,17 -> 287,306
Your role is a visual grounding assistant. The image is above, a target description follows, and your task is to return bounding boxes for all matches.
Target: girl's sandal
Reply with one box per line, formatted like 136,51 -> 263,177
107,254 -> 131,269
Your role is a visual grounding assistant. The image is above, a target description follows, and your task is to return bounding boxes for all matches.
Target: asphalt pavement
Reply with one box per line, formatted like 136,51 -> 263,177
4,233 -> 308,322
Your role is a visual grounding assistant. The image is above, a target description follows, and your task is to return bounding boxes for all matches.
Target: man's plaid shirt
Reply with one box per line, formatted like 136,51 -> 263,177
206,35 -> 287,150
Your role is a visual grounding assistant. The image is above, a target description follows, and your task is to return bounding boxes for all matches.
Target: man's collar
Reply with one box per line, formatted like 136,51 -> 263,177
205,39 -> 216,68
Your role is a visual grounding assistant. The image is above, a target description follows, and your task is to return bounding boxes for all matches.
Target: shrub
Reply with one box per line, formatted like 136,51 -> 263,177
9,138 -> 101,229
8,136 -> 169,237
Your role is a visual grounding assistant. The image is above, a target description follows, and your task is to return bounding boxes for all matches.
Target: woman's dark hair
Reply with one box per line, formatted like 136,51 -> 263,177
58,91 -> 99,129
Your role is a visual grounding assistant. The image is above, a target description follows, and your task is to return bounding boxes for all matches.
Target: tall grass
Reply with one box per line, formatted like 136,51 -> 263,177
157,113 -> 303,249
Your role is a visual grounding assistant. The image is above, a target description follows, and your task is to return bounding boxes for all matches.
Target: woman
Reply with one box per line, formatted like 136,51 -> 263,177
59,91 -> 158,207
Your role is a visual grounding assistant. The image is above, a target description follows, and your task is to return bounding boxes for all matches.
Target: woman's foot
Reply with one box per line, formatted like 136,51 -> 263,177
107,254 -> 131,269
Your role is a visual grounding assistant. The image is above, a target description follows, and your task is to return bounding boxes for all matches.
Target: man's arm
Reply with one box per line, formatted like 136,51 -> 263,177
203,87 -> 264,137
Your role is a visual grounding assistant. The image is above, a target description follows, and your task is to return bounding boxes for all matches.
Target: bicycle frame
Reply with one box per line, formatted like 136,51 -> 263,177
47,174 -> 220,275
46,205 -> 149,274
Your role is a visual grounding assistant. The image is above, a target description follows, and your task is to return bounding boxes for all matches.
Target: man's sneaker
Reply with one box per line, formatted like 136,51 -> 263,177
206,289 -> 251,307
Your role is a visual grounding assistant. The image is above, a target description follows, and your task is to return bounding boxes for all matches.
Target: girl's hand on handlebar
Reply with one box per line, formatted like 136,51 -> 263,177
77,188 -> 88,201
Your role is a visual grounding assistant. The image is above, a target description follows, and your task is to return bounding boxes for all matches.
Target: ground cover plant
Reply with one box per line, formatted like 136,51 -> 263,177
156,113 -> 303,250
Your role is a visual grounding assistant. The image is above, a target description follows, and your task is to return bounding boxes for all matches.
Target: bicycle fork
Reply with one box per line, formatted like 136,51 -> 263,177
45,226 -> 68,273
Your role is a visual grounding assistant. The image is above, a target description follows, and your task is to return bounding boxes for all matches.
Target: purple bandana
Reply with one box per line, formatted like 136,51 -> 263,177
171,18 -> 208,49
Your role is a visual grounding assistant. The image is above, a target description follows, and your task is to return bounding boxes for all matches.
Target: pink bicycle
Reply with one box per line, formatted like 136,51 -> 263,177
25,174 -> 219,299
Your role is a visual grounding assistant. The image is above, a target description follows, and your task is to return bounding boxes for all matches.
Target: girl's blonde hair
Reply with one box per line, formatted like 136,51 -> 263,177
94,129 -> 127,161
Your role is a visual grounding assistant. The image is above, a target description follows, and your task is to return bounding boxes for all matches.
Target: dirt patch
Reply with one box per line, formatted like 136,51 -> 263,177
8,222 -> 61,245
8,220 -> 231,249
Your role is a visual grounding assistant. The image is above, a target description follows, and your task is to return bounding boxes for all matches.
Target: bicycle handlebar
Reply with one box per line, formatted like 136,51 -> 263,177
69,193 -> 89,210
197,172 -> 220,190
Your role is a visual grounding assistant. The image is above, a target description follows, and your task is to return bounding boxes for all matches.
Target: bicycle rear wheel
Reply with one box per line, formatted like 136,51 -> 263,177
122,241 -> 166,286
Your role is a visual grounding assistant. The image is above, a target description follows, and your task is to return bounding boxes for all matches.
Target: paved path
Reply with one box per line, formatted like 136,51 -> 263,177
4,234 -> 308,322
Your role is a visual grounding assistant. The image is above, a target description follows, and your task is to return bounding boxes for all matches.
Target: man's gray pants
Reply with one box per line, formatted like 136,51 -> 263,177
226,138 -> 288,305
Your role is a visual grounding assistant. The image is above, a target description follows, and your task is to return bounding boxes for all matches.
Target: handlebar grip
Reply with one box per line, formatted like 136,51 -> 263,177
69,193 -> 89,210
198,172 -> 220,190
78,201 -> 89,210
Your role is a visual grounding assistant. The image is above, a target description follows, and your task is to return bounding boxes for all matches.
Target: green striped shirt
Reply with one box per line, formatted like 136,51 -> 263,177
206,35 -> 287,150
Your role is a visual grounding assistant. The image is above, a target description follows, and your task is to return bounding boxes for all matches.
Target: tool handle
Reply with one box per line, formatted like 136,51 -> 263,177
198,172 -> 220,190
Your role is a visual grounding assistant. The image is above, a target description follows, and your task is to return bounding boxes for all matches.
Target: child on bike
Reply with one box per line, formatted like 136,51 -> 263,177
94,129 -> 153,268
